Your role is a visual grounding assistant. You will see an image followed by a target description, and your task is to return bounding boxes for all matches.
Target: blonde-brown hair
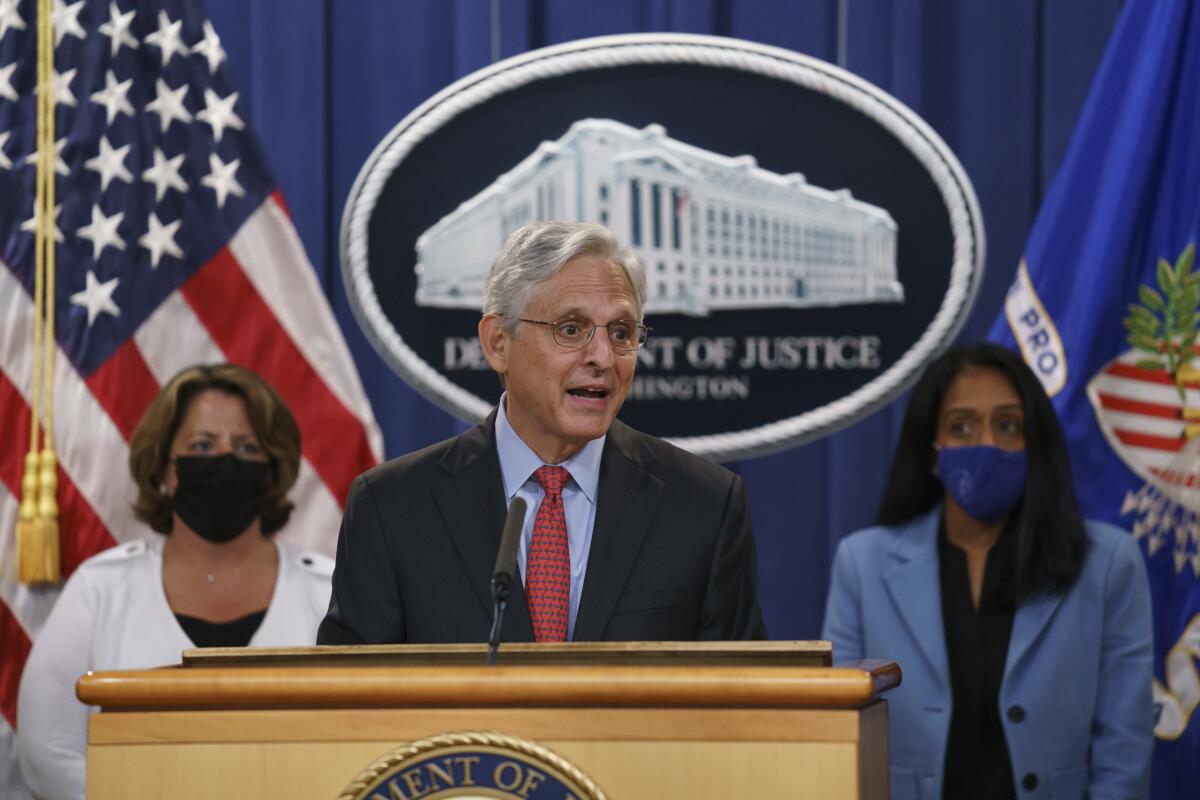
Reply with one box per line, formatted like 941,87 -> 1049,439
129,364 -> 301,535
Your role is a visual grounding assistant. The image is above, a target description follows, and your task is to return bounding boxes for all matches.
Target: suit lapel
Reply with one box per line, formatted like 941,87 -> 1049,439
882,509 -> 951,691
572,422 -> 664,641
1005,589 -> 1065,680
432,413 -> 534,641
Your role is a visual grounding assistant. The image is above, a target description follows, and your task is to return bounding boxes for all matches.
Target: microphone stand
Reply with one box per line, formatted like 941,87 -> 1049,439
487,496 -> 526,666
487,572 -> 510,666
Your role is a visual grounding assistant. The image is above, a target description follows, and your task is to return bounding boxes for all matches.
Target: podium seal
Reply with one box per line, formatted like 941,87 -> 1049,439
338,731 -> 606,800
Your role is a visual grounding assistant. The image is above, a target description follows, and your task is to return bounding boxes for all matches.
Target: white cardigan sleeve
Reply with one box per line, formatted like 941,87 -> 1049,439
17,569 -> 98,800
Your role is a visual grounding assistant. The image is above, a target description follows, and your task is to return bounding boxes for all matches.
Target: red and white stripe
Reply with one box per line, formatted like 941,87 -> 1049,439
0,195 -> 381,774
1087,350 -> 1200,487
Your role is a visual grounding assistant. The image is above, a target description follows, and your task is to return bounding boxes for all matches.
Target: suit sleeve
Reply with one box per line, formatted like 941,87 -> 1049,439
698,474 -> 768,640
317,473 -> 407,644
822,536 -> 866,664
1087,531 -> 1154,799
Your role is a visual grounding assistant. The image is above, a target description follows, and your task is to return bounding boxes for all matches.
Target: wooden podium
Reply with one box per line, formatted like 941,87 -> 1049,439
77,642 -> 899,799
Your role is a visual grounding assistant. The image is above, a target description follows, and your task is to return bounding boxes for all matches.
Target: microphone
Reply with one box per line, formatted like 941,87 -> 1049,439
488,497 -> 527,665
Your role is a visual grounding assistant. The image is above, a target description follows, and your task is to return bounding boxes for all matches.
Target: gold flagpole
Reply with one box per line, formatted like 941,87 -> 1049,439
15,0 -> 46,583
18,0 -> 60,584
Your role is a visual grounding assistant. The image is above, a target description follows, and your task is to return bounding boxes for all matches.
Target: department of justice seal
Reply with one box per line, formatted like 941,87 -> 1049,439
342,33 -> 984,460
338,731 -> 606,800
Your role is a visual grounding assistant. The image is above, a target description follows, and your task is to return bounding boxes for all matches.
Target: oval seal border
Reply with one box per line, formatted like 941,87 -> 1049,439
338,730 -> 607,800
341,33 -> 985,461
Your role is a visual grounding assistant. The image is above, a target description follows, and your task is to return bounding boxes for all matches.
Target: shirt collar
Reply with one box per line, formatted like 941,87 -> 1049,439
495,393 -> 605,503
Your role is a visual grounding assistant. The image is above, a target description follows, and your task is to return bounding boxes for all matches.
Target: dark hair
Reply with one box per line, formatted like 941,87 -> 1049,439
129,364 -> 301,536
876,343 -> 1086,598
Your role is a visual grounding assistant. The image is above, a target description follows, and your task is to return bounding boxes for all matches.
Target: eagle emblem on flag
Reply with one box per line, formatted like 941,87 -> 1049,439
1086,244 -> 1200,740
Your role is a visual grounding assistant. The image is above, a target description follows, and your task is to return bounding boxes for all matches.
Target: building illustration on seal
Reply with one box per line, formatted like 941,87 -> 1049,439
413,119 -> 903,316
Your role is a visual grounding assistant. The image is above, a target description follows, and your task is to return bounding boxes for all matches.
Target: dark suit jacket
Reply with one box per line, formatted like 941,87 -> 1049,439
317,412 -> 767,643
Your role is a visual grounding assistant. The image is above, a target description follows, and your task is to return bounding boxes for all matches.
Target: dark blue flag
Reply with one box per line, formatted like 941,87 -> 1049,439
990,0 -> 1200,794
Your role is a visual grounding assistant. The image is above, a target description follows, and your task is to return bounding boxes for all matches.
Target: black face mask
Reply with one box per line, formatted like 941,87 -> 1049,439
169,454 -> 270,543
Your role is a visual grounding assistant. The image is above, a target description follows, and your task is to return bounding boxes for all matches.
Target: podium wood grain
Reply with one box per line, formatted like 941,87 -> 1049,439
79,643 -> 896,799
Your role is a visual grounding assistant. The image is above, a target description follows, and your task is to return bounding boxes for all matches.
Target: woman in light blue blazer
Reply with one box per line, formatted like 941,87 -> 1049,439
823,344 -> 1153,800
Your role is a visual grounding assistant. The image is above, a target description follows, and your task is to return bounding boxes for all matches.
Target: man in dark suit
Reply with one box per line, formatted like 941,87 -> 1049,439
318,221 -> 766,643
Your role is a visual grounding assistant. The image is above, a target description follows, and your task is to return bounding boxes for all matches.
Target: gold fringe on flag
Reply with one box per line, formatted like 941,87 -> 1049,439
18,0 -> 60,585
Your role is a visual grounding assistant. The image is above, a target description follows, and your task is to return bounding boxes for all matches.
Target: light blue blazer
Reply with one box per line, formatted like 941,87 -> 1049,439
822,507 -> 1153,800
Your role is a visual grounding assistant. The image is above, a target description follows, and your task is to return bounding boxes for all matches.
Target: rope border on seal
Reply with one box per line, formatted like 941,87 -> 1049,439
337,730 -> 607,800
341,33 -> 985,462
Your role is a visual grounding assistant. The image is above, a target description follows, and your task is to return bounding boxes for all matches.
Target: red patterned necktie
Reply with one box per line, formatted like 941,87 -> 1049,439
527,465 -> 571,642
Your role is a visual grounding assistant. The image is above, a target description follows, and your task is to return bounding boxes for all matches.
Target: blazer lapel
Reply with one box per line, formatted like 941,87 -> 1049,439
572,422 -> 664,641
432,412 -> 535,641
1005,589 -> 1065,680
882,509 -> 951,691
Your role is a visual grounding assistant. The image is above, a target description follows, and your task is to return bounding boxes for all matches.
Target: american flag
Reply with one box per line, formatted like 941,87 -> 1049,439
0,0 -> 383,794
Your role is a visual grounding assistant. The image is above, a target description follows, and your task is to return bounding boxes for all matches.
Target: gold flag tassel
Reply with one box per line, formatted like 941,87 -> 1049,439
18,0 -> 60,585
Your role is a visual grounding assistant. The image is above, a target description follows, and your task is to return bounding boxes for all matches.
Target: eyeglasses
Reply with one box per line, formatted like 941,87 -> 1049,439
519,317 -> 651,353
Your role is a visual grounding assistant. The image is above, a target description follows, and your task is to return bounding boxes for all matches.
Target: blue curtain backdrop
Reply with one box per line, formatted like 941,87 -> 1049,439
201,0 -> 1124,639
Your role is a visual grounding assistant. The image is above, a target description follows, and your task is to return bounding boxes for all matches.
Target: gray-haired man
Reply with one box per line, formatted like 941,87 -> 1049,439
319,222 -> 767,644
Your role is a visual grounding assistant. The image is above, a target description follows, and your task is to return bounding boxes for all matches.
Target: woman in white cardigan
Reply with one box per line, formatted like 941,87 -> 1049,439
18,364 -> 333,800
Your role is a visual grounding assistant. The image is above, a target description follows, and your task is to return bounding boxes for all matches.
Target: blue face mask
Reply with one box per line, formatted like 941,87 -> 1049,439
936,445 -> 1028,522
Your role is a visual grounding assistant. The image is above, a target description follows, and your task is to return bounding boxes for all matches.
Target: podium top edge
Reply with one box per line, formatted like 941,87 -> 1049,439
77,658 -> 900,711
